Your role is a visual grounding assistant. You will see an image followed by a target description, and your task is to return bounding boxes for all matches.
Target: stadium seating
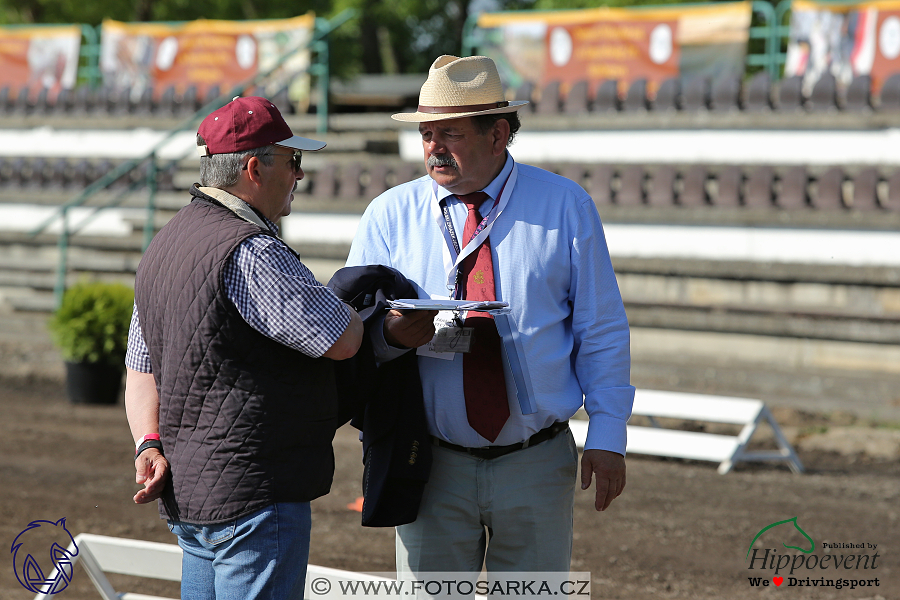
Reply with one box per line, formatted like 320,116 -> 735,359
777,166 -> 808,209
808,72 -> 838,112
647,166 -> 677,206
710,74 -> 741,112
593,80 -> 620,113
679,165 -> 708,207
653,78 -> 680,112
0,157 -> 897,213
744,71 -> 772,112
616,165 -> 644,205
813,167 -> 845,209
853,167 -> 880,211
623,79 -> 649,112
537,81 -> 562,115
2,69 -> 899,117
744,166 -> 775,208
681,76 -> 709,112
562,80 -> 590,114
878,73 -> 900,111
845,75 -> 872,111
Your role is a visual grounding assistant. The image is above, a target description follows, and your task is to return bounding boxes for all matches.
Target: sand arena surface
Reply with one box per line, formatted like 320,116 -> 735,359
0,379 -> 897,600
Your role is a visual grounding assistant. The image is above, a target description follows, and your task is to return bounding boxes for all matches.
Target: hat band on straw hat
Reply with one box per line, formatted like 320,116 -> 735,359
417,101 -> 510,114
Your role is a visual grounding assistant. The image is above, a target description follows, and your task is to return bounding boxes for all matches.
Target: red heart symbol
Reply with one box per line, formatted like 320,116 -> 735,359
773,577 -> 783,586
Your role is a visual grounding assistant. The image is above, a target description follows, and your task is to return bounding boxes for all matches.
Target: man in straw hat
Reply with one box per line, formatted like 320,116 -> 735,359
125,96 -> 363,599
346,56 -> 634,572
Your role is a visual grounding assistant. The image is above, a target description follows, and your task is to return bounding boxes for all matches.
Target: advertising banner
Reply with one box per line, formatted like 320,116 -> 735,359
785,0 -> 900,96
474,2 -> 751,99
0,25 -> 81,100
100,14 -> 314,105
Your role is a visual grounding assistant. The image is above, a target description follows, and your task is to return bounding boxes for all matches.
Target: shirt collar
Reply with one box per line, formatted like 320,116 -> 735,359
435,152 -> 514,205
199,185 -> 280,236
259,212 -> 279,236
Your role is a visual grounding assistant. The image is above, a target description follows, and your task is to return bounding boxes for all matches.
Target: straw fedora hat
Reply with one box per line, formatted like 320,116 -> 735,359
392,55 -> 528,123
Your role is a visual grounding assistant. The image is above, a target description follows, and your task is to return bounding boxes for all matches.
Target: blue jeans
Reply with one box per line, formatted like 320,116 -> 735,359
168,502 -> 311,600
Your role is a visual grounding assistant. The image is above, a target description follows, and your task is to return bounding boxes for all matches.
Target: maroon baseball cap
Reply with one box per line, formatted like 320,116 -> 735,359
197,96 -> 326,156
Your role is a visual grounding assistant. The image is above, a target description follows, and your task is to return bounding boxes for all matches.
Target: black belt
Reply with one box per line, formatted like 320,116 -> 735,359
432,421 -> 569,460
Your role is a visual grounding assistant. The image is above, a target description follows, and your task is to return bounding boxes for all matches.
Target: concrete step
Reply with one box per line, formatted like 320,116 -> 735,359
2,290 -> 56,312
3,108 -> 900,133
616,271 -> 900,319
612,256 -> 900,286
625,302 -> 900,345
0,189 -> 189,211
0,249 -> 142,274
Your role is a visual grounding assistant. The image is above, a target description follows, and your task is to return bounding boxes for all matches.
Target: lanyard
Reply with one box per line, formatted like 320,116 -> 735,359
430,162 -> 518,298
441,194 -> 500,299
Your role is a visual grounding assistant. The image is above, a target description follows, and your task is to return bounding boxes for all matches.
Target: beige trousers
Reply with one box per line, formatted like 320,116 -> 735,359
396,428 -> 578,574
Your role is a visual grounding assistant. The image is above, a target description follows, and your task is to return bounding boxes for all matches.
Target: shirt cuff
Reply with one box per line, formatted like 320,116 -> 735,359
370,313 -> 413,363
584,414 -> 628,456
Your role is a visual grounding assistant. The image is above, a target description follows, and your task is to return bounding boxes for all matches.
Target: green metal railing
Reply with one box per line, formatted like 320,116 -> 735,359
29,10 -> 356,308
79,24 -> 102,88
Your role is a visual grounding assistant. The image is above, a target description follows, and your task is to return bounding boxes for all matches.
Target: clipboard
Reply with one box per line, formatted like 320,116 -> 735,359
388,299 -> 508,312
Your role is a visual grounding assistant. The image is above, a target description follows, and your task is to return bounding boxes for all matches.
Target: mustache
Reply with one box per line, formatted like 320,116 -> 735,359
427,155 -> 458,169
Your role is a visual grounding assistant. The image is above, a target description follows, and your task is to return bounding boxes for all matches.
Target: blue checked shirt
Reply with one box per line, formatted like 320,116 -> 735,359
126,218 -> 351,373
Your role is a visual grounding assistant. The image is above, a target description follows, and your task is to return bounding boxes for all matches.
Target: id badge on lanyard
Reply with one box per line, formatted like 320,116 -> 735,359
430,162 -> 518,299
417,163 -> 517,358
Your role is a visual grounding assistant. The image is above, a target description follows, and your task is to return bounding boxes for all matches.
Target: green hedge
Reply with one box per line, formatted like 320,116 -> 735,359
48,281 -> 134,367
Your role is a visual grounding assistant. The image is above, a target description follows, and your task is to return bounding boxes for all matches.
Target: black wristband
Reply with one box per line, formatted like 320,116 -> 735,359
135,439 -> 163,459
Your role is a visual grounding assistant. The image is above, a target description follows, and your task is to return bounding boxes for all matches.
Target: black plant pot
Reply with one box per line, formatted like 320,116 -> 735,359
64,361 -> 124,404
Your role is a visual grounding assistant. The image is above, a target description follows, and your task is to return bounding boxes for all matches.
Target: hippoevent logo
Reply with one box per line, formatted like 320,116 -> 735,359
10,518 -> 79,595
745,517 -> 881,591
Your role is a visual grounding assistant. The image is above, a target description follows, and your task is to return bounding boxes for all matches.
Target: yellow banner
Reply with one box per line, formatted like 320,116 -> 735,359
100,15 -> 314,105
475,2 -> 751,98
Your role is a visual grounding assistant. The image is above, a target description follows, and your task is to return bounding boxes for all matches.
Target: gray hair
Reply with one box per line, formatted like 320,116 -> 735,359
196,133 -> 275,188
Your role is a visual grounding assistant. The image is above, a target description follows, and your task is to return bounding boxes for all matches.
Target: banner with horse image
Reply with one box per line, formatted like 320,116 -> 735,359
785,0 -> 900,97
100,14 -> 314,108
0,25 -> 81,101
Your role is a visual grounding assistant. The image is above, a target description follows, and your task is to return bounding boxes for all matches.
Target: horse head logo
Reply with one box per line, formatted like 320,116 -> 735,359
10,518 -> 79,594
747,516 -> 815,559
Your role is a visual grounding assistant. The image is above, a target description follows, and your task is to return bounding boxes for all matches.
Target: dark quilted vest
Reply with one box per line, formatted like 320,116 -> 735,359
134,188 -> 338,524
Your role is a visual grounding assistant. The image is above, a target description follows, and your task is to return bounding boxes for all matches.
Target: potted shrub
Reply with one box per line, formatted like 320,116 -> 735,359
48,281 -> 134,404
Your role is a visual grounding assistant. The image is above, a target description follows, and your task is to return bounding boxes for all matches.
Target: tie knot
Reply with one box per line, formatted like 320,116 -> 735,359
457,191 -> 488,211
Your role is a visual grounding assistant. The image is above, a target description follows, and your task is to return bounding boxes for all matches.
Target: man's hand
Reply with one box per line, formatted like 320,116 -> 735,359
134,449 -> 170,504
384,309 -> 438,348
580,449 -> 626,512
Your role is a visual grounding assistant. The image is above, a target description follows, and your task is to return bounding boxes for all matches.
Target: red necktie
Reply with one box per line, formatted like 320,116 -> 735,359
457,191 -> 509,442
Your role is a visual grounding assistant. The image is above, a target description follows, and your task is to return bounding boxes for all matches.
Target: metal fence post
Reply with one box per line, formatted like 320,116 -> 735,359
54,208 -> 70,309
774,0 -> 793,80
144,153 -> 157,251
315,33 -> 330,134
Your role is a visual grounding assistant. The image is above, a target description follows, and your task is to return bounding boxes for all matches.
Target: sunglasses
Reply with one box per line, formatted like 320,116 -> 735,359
267,151 -> 303,173
243,150 -> 302,173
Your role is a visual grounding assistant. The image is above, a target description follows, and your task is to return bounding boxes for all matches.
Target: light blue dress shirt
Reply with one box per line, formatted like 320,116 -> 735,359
346,154 -> 635,454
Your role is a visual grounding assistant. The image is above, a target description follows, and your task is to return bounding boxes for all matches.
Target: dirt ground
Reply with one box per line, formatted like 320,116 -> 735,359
0,378 -> 897,600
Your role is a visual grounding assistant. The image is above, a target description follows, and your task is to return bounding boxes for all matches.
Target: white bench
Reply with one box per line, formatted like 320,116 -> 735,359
34,533 -> 399,600
569,389 -> 804,474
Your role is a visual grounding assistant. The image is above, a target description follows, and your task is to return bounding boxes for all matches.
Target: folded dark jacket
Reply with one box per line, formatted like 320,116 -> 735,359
328,264 -> 432,527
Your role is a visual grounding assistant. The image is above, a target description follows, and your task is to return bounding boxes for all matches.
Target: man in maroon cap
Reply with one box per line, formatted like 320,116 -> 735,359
124,96 -> 363,599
